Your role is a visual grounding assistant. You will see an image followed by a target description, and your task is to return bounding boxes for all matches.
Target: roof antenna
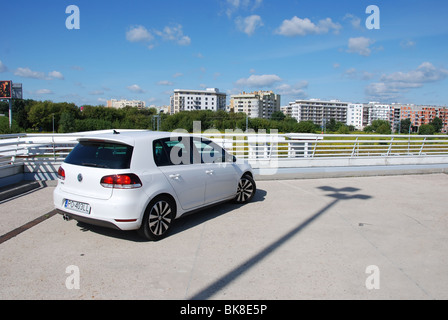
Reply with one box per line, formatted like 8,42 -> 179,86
113,129 -> 120,134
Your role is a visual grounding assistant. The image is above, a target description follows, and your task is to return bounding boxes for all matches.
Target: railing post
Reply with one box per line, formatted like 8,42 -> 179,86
387,137 -> 394,156
12,135 -> 21,164
351,137 -> 359,158
311,136 -> 319,158
419,137 -> 426,156
52,135 -> 56,162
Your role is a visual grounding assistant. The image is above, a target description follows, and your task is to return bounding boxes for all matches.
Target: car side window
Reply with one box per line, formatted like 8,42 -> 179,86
153,137 -> 196,166
193,139 -> 233,164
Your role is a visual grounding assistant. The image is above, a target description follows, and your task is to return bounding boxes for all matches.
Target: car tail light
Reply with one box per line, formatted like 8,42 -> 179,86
57,166 -> 65,180
100,174 -> 142,189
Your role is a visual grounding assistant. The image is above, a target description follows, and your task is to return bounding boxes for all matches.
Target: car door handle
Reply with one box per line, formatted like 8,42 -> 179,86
169,174 -> 180,180
205,170 -> 214,175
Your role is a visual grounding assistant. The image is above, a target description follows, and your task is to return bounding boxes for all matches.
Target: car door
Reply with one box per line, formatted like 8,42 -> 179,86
193,138 -> 239,204
154,137 -> 206,211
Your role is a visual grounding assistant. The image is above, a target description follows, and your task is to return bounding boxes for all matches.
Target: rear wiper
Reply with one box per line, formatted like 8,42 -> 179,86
81,163 -> 109,168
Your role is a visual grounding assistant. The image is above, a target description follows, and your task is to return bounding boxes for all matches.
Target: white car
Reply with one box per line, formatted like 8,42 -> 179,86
53,130 -> 256,240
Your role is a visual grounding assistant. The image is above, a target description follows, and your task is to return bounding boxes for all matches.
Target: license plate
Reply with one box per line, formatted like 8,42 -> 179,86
64,199 -> 91,214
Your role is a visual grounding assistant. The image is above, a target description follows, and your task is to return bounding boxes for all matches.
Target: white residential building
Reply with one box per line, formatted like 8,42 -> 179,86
280,105 -> 292,117
107,99 -> 146,109
170,88 -> 226,114
346,103 -> 364,130
288,99 -> 348,125
230,91 -> 281,119
366,102 -> 391,123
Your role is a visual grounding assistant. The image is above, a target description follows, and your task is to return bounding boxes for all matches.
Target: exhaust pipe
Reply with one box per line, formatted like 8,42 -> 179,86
63,214 -> 72,221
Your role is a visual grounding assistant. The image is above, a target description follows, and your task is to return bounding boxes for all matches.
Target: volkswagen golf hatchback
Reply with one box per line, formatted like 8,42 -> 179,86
53,130 -> 256,240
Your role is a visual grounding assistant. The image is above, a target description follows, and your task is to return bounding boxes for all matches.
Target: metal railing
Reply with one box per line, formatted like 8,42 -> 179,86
1,131 -> 448,172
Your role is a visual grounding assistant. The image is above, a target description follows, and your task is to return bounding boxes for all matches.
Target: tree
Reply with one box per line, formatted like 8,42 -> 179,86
430,117 -> 443,133
0,116 -> 21,134
297,121 -> 318,133
270,111 -> 285,121
364,120 -> 391,134
419,124 -> 435,135
59,112 -> 76,133
400,118 -> 411,134
337,125 -> 350,134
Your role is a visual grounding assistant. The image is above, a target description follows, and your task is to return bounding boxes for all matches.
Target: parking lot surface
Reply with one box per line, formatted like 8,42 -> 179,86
1,174 -> 448,300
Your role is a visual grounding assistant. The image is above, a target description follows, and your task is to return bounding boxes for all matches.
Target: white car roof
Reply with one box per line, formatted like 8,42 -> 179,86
78,130 -> 190,146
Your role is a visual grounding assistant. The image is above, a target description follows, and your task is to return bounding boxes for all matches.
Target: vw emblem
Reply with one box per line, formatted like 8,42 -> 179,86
77,174 -> 83,182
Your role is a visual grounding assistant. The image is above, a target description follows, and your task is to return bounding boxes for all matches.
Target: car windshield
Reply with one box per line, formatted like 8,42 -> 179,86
64,140 -> 133,169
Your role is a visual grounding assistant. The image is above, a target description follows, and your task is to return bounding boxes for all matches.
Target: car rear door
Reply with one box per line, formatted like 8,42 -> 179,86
154,137 -> 206,211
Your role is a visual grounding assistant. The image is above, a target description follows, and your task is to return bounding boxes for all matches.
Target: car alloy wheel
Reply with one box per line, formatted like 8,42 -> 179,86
235,175 -> 256,204
139,196 -> 175,241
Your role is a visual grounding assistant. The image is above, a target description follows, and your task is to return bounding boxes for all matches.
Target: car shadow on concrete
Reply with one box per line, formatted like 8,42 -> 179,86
74,188 -> 267,242
170,188 -> 267,238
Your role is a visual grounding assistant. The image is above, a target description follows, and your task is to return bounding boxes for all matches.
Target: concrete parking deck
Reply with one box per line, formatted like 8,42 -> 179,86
1,174 -> 448,300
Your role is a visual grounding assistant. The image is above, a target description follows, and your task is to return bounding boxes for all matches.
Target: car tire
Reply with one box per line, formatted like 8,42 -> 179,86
138,196 -> 176,241
234,174 -> 256,204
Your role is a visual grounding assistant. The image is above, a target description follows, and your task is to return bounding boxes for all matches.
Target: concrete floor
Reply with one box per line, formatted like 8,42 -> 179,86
1,174 -> 448,300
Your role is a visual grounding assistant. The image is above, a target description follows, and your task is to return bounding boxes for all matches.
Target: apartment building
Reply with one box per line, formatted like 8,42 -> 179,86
346,103 -> 364,130
170,88 -> 226,114
106,99 -> 146,109
280,105 -> 292,118
438,107 -> 448,133
288,99 -> 348,125
396,104 -> 448,133
365,102 -> 391,123
230,91 -> 280,119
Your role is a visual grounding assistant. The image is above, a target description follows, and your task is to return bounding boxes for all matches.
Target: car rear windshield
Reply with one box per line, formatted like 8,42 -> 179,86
64,140 -> 133,169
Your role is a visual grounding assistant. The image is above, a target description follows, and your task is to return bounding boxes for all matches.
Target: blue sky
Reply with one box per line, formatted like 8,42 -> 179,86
1,0 -> 447,107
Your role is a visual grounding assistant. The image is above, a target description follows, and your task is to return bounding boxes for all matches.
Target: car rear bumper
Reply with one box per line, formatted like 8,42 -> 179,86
56,209 -> 122,230
54,186 -> 145,231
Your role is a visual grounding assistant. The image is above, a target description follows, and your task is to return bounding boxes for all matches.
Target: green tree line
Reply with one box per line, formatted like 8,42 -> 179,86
0,99 -> 444,135
0,100 -> 332,134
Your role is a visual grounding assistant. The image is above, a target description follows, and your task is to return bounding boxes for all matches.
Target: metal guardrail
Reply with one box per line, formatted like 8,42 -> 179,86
1,131 -> 448,174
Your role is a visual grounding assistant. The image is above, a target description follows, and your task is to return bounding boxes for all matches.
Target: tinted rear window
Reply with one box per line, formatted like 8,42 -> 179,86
65,140 -> 133,169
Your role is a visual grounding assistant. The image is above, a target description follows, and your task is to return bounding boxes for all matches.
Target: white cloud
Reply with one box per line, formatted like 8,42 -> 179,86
235,74 -> 282,87
89,90 -> 104,95
157,80 -> 174,86
400,40 -> 416,49
172,72 -> 183,78
381,62 -> 448,85
154,24 -> 191,46
343,68 -> 375,80
366,62 -> 448,100
126,25 -> 153,43
347,37 -> 374,56
225,0 -> 263,17
35,89 -> 53,95
48,71 -> 64,80
127,24 -> 191,48
127,84 -> 145,93
14,67 -> 46,79
0,60 -> 7,73
343,13 -> 362,29
235,15 -> 263,36
14,67 -> 64,80
275,81 -> 309,98
275,16 -> 341,36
